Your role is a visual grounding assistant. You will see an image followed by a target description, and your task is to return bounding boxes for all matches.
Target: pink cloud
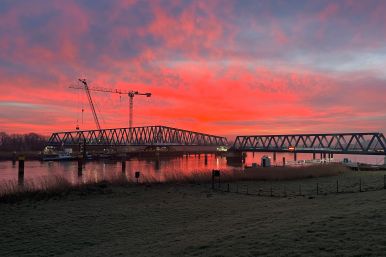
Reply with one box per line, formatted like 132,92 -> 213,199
1,0 -> 386,137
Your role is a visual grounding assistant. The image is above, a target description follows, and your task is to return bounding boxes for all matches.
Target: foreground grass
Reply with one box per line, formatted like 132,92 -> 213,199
2,181 -> 386,256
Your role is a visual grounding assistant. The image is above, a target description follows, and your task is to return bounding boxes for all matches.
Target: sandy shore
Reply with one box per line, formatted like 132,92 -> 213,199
1,174 -> 386,257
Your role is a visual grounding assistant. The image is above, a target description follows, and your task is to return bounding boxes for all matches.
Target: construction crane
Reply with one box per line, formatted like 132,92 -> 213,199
126,90 -> 152,128
70,79 -> 102,130
69,80 -> 151,128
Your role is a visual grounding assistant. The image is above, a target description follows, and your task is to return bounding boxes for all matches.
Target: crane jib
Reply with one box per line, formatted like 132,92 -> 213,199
69,79 -> 152,129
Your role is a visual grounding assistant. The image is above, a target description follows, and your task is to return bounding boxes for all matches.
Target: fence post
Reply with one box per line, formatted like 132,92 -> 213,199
359,178 -> 362,192
384,175 -> 386,189
316,183 -> 319,195
298,184 -> 302,196
246,185 -> 249,195
227,183 -> 230,192
211,172 -> 215,189
212,170 -> 221,189
270,186 -> 273,197
336,180 -> 339,193
135,171 -> 140,184
283,186 -> 287,197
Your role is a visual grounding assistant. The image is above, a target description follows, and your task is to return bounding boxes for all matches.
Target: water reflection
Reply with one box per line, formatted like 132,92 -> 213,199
0,153 -> 384,186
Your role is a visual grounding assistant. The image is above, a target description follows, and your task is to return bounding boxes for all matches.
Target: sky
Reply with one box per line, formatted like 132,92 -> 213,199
0,0 -> 385,137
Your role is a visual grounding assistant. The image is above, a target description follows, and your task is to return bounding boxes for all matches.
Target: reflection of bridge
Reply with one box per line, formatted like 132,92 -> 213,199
230,133 -> 386,155
47,125 -> 228,147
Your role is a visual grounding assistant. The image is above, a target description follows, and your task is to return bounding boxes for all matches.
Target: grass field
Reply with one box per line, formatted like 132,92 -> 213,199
1,168 -> 386,256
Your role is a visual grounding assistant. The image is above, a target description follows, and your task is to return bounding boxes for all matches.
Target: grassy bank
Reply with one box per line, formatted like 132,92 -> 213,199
0,164 -> 348,203
2,177 -> 386,256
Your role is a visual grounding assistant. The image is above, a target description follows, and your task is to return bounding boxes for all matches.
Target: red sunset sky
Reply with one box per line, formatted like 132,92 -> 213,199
0,0 -> 385,137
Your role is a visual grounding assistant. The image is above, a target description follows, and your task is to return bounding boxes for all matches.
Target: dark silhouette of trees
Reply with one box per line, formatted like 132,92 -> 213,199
0,132 -> 48,152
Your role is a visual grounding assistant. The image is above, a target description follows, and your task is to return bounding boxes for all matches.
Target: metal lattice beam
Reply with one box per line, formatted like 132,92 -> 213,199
47,126 -> 228,147
230,133 -> 386,155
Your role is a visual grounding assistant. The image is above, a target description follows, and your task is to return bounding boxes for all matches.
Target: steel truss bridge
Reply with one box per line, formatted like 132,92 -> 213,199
47,126 -> 228,147
230,133 -> 386,155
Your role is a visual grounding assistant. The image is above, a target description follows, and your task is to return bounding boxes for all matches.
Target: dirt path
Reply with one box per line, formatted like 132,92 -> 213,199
1,183 -> 386,256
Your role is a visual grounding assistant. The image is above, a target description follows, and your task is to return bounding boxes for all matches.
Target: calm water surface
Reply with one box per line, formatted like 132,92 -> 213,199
0,153 -> 384,185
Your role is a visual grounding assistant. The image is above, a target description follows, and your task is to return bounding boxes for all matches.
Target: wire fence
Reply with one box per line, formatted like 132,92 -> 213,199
212,174 -> 386,198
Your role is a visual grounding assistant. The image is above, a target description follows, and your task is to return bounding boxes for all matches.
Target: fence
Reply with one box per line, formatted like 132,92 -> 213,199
213,174 -> 386,198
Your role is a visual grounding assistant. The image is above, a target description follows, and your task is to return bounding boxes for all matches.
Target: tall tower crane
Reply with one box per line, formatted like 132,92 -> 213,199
69,80 -> 151,128
126,91 -> 152,128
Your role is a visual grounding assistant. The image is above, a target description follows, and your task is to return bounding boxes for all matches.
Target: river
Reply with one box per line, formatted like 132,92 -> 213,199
0,152 -> 384,185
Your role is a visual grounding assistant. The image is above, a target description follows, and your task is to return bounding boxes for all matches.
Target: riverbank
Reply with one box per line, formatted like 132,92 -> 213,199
2,176 -> 386,256
0,150 -> 226,161
0,151 -> 42,161
0,164 -> 348,201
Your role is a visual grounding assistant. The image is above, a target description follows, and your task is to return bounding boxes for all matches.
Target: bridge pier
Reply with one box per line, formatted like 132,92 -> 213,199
77,157 -> 83,177
204,154 -> 208,165
155,151 -> 160,170
18,156 -> 25,186
226,151 -> 244,165
313,153 -> 316,160
121,158 -> 126,174
294,152 -> 297,161
155,159 -> 160,170
273,152 -> 276,162
12,152 -> 17,166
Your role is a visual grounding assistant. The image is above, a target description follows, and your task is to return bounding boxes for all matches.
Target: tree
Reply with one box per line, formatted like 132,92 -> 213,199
0,132 -> 48,152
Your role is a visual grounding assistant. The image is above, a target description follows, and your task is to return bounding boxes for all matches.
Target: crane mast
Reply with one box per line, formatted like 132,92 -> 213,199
127,91 -> 151,128
78,79 -> 101,130
129,93 -> 134,129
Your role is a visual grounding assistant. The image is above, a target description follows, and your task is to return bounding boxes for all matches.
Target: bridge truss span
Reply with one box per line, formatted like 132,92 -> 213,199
230,132 -> 386,155
47,126 -> 228,147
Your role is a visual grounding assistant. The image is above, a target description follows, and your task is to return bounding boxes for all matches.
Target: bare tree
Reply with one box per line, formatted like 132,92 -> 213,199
0,132 -> 48,152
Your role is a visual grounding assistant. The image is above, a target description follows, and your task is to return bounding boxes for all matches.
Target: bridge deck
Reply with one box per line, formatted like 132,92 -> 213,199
47,125 -> 228,147
230,133 -> 386,155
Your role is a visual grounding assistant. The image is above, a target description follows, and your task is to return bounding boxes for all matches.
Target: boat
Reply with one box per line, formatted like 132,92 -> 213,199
42,146 -> 77,161
42,152 -> 76,161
